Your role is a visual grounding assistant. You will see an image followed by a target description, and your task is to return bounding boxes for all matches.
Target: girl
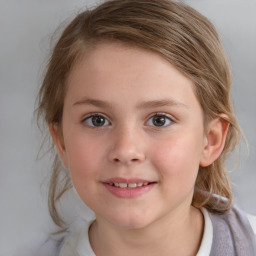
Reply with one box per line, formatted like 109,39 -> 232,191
37,0 -> 256,255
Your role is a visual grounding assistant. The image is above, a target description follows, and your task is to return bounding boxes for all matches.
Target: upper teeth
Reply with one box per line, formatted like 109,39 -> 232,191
110,182 -> 149,188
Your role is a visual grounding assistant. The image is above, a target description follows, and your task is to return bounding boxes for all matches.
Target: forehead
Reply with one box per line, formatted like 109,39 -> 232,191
65,42 -> 199,110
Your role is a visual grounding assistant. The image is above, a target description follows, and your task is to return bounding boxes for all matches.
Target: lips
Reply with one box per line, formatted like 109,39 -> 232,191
102,178 -> 157,198
109,182 -> 150,188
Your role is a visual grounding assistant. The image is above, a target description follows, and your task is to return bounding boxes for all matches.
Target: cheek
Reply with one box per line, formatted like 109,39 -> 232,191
151,133 -> 204,178
64,136 -> 104,184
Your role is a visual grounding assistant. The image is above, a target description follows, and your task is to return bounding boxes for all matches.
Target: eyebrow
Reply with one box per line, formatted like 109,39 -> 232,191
137,99 -> 188,109
73,98 -> 112,108
73,98 -> 188,109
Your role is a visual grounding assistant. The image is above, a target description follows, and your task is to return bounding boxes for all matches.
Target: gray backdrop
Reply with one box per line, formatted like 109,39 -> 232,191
0,0 -> 255,255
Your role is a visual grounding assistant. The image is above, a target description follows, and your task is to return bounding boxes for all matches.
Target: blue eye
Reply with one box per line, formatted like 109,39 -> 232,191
84,114 -> 110,127
147,114 -> 173,127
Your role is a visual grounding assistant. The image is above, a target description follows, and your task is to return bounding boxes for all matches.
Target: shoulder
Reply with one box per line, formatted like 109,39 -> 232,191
208,205 -> 256,255
210,205 -> 256,232
58,220 -> 95,256
208,205 -> 256,237
247,213 -> 256,235
58,227 -> 83,256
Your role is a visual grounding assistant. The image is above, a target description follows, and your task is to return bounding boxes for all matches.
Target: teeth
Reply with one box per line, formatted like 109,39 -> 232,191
110,182 -> 150,188
119,183 -> 128,188
128,183 -> 137,188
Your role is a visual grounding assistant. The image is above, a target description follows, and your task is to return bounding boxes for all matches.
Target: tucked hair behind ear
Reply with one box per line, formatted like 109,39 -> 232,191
37,0 -> 241,228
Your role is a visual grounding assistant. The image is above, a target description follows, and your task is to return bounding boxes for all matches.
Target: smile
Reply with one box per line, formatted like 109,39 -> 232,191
108,182 -> 150,188
102,179 -> 157,198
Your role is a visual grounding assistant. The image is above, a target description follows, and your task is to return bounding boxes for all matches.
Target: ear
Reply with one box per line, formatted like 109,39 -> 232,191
200,115 -> 229,167
49,124 -> 69,168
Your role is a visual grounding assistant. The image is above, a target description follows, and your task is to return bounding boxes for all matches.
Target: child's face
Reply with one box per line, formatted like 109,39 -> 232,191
56,42 -> 208,229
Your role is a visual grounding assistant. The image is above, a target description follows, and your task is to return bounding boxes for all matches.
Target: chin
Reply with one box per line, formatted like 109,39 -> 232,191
105,210 -> 155,230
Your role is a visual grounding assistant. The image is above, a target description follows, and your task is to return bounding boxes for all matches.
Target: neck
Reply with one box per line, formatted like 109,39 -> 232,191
89,206 -> 204,256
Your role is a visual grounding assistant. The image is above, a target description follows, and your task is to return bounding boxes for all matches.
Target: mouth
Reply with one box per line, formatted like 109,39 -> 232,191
107,182 -> 155,189
102,178 -> 157,198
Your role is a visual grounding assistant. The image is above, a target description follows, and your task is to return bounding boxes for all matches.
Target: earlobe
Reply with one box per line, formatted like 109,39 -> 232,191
49,124 -> 69,168
200,115 -> 229,167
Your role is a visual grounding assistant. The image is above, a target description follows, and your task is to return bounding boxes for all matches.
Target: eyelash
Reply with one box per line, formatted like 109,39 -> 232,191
82,112 -> 174,128
146,112 -> 174,127
82,113 -> 110,128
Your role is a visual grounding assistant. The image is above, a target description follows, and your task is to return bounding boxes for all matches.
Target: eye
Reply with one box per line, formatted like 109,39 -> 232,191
83,114 -> 110,127
147,113 -> 173,127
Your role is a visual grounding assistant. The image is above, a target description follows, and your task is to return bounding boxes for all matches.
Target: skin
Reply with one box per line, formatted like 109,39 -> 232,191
50,42 -> 229,256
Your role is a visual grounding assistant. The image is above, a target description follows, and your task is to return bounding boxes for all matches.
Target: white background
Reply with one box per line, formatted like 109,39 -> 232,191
0,0 -> 255,255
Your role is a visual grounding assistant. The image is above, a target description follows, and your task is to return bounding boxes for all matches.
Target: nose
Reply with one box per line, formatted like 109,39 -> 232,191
108,126 -> 146,165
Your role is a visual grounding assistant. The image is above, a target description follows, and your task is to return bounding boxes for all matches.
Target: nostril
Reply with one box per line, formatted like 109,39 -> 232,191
113,158 -> 139,163
109,149 -> 146,164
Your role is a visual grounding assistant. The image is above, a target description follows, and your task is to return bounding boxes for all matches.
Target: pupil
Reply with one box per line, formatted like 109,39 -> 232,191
92,115 -> 105,126
153,116 -> 165,126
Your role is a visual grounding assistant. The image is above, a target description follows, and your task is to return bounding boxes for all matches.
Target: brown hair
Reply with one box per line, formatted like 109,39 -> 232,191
37,0 -> 241,228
